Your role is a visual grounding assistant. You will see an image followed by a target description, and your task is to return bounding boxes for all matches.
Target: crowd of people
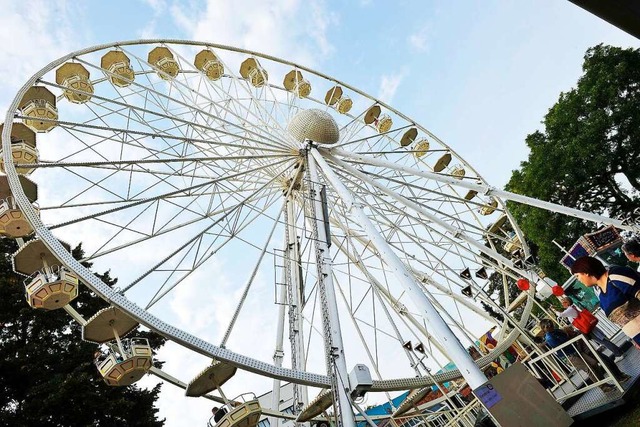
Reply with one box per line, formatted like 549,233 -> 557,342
536,238 -> 640,392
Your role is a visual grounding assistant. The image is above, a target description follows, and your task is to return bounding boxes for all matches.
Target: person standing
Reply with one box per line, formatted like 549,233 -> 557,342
622,239 -> 640,270
212,406 -> 228,424
554,297 -> 626,362
571,256 -> 640,350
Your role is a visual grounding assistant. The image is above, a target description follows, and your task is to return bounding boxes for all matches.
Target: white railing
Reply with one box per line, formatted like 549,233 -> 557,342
527,334 -> 623,402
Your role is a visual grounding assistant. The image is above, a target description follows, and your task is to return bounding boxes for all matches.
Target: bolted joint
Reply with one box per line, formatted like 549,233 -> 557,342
483,185 -> 496,196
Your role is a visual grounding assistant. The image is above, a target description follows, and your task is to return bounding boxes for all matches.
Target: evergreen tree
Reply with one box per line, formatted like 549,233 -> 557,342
0,238 -> 166,426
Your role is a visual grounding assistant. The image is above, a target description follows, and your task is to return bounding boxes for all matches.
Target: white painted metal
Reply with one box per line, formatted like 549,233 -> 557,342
3,39 -> 605,425
306,148 -> 356,427
309,147 -> 487,388
330,148 -> 638,232
285,197 -> 309,412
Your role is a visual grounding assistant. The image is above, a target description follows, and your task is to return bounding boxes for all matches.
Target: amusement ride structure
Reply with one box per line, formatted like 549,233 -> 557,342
2,40 -> 637,426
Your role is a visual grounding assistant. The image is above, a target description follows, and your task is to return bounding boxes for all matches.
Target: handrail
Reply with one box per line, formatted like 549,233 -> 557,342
527,334 -> 623,402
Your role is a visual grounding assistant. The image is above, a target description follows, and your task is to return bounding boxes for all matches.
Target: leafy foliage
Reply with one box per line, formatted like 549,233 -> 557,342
506,45 -> 640,282
0,238 -> 166,426
479,301 -> 504,322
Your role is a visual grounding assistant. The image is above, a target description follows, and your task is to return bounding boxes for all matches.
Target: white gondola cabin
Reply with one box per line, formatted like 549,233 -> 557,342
363,104 -> 392,133
0,123 -> 38,175
503,232 -> 522,254
296,389 -> 332,422
479,198 -> 498,215
400,127 -> 417,147
101,50 -> 135,87
94,338 -> 153,386
239,58 -> 268,88
18,86 -> 58,133
148,47 -> 180,80
413,138 -> 430,158
450,164 -> 466,180
325,86 -> 353,114
25,266 -> 79,310
12,238 -> 70,276
283,70 -> 311,98
208,393 -> 262,427
82,306 -> 139,344
195,49 -> 225,81
464,190 -> 477,201
56,62 -> 94,104
85,307 -> 150,386
433,153 -> 452,172
375,114 -> 393,133
0,174 -> 38,238
364,105 -> 380,126
0,199 -> 34,238
186,360 -> 237,397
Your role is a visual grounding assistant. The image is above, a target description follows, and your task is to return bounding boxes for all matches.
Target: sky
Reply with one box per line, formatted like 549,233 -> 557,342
0,1 -> 638,426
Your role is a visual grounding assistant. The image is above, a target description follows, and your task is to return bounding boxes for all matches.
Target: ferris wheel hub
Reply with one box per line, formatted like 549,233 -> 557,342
288,108 -> 339,145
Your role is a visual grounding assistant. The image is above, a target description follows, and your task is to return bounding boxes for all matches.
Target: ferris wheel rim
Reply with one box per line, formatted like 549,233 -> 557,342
1,39 -> 537,399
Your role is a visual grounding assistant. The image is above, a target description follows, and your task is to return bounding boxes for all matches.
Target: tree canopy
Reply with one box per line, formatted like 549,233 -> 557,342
0,238 -> 166,426
506,44 -> 640,282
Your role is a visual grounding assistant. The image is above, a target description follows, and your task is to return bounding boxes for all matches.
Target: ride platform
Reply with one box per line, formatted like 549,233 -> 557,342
565,342 -> 640,420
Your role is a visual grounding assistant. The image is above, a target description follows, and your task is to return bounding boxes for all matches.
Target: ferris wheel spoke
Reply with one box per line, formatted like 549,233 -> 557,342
155,46 -> 295,147
326,155 -> 522,279
329,193 -> 499,329
143,225 -> 243,309
341,252 -> 421,379
81,183 -> 281,267
330,166 -> 481,270
48,156 -> 289,233
331,161 -> 488,231
144,189 -> 284,310
357,168 -> 487,223
332,271 -> 408,380
120,170 -> 283,294
323,209 -> 450,359
23,154 -> 291,172
337,124 -> 415,152
219,200 -> 286,346
40,76 -> 292,154
16,112 -> 292,164
126,46 -> 296,153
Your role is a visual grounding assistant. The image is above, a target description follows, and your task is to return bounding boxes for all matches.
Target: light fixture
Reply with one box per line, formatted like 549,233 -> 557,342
475,267 -> 489,280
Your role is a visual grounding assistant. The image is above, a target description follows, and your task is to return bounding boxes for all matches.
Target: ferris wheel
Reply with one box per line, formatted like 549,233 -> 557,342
2,40 -> 629,426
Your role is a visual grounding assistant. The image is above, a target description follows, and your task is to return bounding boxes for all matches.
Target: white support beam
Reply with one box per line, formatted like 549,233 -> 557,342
326,152 -> 539,284
329,147 -> 638,232
310,146 -> 488,389
306,149 -> 356,427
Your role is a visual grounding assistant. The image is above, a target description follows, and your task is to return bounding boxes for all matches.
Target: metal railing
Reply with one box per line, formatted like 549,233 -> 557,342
527,334 -> 623,402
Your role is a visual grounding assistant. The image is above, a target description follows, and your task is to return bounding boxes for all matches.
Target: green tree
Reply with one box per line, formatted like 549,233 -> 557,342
0,238 -> 166,426
506,44 -> 640,282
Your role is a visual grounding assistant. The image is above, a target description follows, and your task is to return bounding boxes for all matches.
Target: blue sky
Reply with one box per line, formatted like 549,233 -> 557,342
0,1 -> 637,426
0,1 -> 636,190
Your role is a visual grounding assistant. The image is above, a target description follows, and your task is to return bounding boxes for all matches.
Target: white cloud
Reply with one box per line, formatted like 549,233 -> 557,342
408,25 -> 430,52
141,0 -> 167,11
377,71 -> 406,104
0,1 -> 81,113
137,0 -> 169,39
169,0 -> 337,68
